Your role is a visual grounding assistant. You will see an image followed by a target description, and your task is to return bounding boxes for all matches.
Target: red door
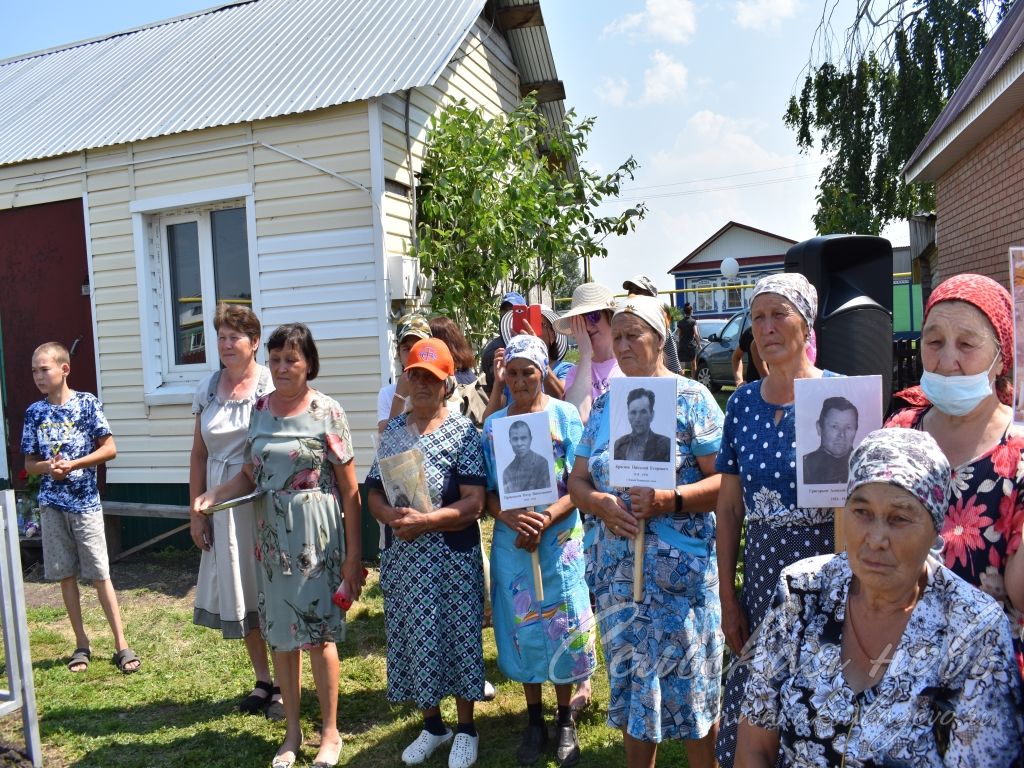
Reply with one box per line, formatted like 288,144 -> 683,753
0,199 -> 98,487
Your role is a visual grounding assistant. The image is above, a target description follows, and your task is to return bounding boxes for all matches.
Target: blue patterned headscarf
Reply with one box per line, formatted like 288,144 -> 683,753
847,428 -> 952,531
504,334 -> 548,373
750,273 -> 818,329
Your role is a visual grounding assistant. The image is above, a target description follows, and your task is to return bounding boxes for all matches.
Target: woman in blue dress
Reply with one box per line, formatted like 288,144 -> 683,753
482,335 -> 596,767
714,273 -> 839,767
568,295 -> 725,768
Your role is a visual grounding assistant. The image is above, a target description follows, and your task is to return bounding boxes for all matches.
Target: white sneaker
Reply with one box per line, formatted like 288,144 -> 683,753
402,729 -> 453,765
448,733 -> 479,768
482,680 -> 497,701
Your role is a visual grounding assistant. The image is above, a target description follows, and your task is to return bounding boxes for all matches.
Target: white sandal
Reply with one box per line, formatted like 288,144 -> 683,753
448,733 -> 479,768
401,729 -> 453,765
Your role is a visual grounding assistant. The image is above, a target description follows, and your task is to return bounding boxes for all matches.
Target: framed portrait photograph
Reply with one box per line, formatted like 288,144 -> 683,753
609,376 -> 677,489
1012,247 -> 1024,426
492,410 -> 559,510
795,375 -> 883,507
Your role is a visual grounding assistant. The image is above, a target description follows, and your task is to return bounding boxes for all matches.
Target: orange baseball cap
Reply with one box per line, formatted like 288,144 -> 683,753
405,338 -> 454,380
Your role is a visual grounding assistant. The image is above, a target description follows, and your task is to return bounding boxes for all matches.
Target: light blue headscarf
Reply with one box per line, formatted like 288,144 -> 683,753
504,334 -> 548,373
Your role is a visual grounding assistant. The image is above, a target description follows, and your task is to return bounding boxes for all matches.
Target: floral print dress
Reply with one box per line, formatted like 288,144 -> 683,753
887,405 -> 1024,674
482,396 -> 597,685
742,553 -> 1023,767
577,375 -> 725,743
245,391 -> 354,652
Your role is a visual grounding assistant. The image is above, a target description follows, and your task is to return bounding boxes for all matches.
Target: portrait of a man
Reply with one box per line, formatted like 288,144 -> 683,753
802,396 -> 858,484
613,387 -> 672,462
502,420 -> 551,494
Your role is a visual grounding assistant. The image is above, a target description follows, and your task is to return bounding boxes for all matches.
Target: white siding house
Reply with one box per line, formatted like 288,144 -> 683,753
0,0 -> 566,518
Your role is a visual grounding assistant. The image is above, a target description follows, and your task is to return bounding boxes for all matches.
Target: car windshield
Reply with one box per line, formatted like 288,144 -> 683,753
697,319 -> 725,338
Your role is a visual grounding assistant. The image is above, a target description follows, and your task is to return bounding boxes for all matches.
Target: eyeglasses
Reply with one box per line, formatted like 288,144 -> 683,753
584,310 -> 603,325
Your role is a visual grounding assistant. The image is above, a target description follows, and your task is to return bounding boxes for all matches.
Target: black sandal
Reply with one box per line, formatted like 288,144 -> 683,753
67,647 -> 91,672
238,680 -> 274,714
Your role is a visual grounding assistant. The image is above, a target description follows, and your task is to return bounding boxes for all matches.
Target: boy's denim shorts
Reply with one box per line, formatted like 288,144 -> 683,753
40,506 -> 110,582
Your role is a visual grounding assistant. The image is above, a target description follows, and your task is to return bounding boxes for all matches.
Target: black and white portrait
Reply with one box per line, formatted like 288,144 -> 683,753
609,376 -> 676,489
503,419 -> 551,494
802,397 -> 859,485
795,375 -> 882,507
493,410 -> 558,510
614,387 -> 672,462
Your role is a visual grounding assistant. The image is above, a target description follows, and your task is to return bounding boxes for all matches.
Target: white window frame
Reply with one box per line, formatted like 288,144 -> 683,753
131,185 -> 259,405
693,279 -> 715,313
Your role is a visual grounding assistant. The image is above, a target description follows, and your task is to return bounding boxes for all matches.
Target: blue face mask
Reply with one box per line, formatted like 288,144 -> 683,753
919,352 -> 999,417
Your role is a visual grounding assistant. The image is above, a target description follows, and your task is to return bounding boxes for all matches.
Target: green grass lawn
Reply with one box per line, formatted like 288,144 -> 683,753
1,534 -> 699,767
0,387 -> 740,766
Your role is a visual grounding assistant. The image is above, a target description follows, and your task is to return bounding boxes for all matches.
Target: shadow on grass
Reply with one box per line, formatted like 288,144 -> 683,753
66,730 -> 273,768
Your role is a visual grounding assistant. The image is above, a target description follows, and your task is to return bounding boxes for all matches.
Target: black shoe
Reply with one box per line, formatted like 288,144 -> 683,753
515,724 -> 548,765
555,722 -> 580,767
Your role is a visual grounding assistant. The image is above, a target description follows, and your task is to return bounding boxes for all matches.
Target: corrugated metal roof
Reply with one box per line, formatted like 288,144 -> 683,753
0,0 -> 486,167
903,0 -> 1024,179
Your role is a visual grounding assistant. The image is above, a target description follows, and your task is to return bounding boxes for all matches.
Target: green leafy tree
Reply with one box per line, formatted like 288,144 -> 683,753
786,0 -> 1007,235
413,95 -> 646,346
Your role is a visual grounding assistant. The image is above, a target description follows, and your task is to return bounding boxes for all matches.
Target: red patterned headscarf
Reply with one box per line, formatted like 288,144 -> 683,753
925,273 -> 1014,379
890,273 -> 1015,413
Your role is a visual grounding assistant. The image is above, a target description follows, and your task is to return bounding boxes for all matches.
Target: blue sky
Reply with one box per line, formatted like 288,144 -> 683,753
1,0 -> 906,293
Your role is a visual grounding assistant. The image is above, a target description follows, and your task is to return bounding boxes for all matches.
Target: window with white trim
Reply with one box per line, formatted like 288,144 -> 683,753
132,186 -> 257,404
693,279 -> 715,312
725,278 -> 744,310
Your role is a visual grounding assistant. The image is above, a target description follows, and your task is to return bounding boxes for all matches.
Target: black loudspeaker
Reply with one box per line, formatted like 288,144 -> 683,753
785,235 -> 894,399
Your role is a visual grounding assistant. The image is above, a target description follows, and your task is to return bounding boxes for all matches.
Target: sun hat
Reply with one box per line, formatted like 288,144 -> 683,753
847,428 -> 951,531
553,283 -> 617,337
613,295 -> 668,341
499,304 -> 568,363
404,338 -> 454,381
623,274 -> 659,297
396,313 -> 431,342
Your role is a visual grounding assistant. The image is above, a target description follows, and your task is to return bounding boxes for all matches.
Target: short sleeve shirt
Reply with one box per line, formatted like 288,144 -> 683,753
21,392 -> 111,514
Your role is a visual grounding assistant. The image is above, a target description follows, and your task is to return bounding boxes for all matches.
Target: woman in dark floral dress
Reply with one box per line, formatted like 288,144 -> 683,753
738,428 -> 1023,767
195,323 -> 364,768
366,338 -> 488,768
887,273 -> 1024,676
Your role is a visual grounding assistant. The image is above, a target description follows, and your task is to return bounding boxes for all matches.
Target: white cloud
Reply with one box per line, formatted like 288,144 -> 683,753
602,0 -> 697,44
734,0 -> 799,30
641,51 -> 688,104
602,12 -> 644,38
588,110 -> 826,291
596,76 -> 630,107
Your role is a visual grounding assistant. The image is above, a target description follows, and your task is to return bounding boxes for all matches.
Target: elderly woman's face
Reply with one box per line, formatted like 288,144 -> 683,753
407,367 -> 445,408
750,293 -> 807,364
844,483 -> 935,593
611,313 -> 661,376
921,301 -> 1001,379
506,357 -> 543,408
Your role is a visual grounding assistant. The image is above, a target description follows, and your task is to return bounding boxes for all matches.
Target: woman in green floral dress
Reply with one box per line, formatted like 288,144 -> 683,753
194,323 -> 364,768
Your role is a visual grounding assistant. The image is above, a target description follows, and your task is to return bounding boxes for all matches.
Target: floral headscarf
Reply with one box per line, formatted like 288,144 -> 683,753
504,334 -> 548,374
847,428 -> 952,531
750,273 -> 818,329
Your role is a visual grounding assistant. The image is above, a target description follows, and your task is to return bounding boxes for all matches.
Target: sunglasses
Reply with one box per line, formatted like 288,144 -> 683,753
584,310 -> 604,325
